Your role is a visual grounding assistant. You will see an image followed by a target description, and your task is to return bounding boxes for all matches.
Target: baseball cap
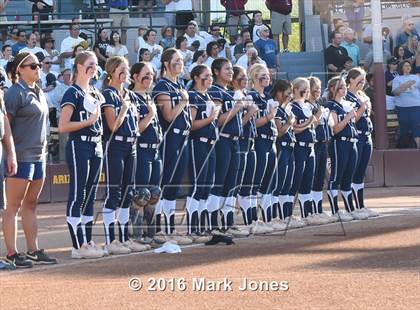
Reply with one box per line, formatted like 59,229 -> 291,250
387,57 -> 399,65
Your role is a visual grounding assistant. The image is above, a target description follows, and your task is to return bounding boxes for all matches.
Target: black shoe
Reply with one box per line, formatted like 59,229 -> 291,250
205,235 -> 235,246
26,249 -> 58,265
6,252 -> 33,268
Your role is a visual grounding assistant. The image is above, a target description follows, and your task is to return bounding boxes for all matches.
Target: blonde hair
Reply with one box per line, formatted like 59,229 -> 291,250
72,51 -> 97,83
103,56 -> 129,88
248,63 -> 268,88
292,77 -> 310,95
327,76 -> 345,100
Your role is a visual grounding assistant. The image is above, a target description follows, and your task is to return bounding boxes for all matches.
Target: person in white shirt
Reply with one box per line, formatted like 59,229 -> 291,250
250,11 -> 271,42
134,25 -> 148,54
0,44 -> 13,69
49,68 -> 72,119
202,24 -> 223,46
188,50 -> 207,72
183,20 -> 206,51
174,0 -> 194,37
140,29 -> 163,73
236,47 -> 266,70
39,55 -> 59,90
176,36 -> 193,67
60,24 -> 84,69
41,36 -> 61,73
18,32 -> 44,55
204,41 -> 219,67
106,31 -> 129,59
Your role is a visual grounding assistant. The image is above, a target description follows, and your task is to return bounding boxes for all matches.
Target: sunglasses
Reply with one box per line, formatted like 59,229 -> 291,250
21,63 -> 42,70
44,62 -> 52,65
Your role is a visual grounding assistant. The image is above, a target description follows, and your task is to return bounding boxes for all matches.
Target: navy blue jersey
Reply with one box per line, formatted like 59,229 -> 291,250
188,90 -> 218,140
152,77 -> 191,133
209,84 -> 242,137
307,100 -> 332,142
134,92 -> 162,144
242,109 -> 257,139
61,84 -> 103,138
291,101 -> 316,143
327,100 -> 358,139
101,86 -> 139,138
275,106 -> 295,143
249,90 -> 277,138
345,91 -> 373,135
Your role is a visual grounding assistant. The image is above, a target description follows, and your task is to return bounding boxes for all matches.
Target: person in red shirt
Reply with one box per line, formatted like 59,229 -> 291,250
221,0 -> 249,40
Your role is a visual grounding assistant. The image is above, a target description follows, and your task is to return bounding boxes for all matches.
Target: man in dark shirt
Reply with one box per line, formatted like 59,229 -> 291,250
324,31 -> 349,80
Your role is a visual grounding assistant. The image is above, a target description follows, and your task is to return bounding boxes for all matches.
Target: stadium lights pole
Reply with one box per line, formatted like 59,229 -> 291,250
371,0 -> 389,149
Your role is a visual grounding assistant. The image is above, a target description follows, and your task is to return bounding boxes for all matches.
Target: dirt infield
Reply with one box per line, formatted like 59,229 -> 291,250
0,187 -> 419,310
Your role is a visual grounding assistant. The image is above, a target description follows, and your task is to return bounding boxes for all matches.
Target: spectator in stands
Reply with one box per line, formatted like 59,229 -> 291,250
392,60 -> 420,148
188,50 -> 207,72
394,44 -> 408,64
41,36 -> 60,73
385,57 -> 399,110
68,44 -> 86,69
341,28 -> 360,66
234,29 -> 251,61
174,0 -> 194,37
325,31 -> 349,79
266,0 -> 293,52
236,47 -> 265,70
5,28 -> 18,47
108,0 -> 130,44
142,29 -> 163,72
49,68 -> 71,120
396,16 -> 419,48
333,18 -> 345,32
255,25 -> 278,69
138,48 -> 151,62
60,24 -> 84,69
134,25 -> 148,54
94,28 -> 109,69
12,30 -> 27,56
249,10 -> 272,43
205,41 -> 219,67
236,39 -> 254,68
364,43 -> 391,73
176,36 -> 193,68
221,0 -> 248,40
382,27 -> 394,55
217,38 -> 231,61
19,32 -> 44,55
106,31 -> 128,59
159,26 -> 176,50
343,0 -> 365,39
162,0 -> 176,31
40,55 -> 58,90
404,35 -> 418,67
184,21 -> 205,51
343,56 -> 354,73
0,45 -> 13,69
201,24 -> 223,46
0,0 -> 10,44
29,0 -> 54,33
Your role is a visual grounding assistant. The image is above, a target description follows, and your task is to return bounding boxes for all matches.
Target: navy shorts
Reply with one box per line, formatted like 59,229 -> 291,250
13,161 -> 46,181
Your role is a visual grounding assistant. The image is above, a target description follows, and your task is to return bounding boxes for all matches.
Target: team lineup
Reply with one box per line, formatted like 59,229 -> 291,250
4,48 -> 378,263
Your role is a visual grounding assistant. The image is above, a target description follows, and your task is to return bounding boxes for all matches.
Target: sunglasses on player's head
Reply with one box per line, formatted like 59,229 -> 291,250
21,63 -> 42,70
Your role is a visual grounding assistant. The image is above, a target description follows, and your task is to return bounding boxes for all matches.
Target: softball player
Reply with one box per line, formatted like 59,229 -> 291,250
208,58 -> 248,237
270,80 -> 295,224
130,62 -> 163,244
231,66 -> 259,228
101,56 -> 148,254
288,77 -> 321,225
187,64 -> 219,242
152,48 -> 192,244
306,76 -> 335,225
326,76 -> 359,222
59,51 -> 106,259
248,64 -> 278,227
345,68 -> 378,218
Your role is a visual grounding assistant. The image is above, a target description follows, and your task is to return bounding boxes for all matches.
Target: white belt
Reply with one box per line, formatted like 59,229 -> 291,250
138,143 -> 159,149
357,130 -> 371,136
114,135 -> 136,143
339,137 -> 358,143
173,128 -> 189,135
80,135 -> 101,143
199,137 -> 216,145
281,141 -> 295,147
298,141 -> 314,148
219,132 -> 239,141
259,134 -> 276,141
